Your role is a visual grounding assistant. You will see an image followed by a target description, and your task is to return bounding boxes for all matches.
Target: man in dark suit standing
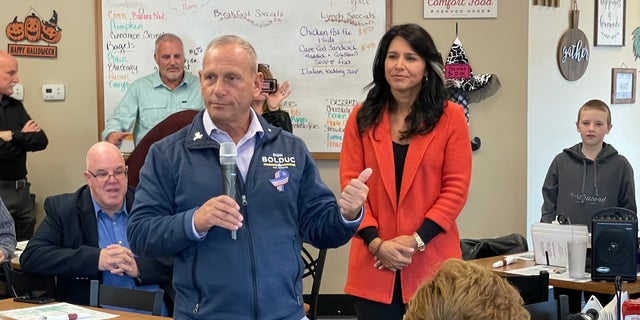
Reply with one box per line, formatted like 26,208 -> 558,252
19,142 -> 172,314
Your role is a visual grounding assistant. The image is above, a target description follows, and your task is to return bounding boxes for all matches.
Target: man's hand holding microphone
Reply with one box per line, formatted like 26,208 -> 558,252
193,164 -> 372,236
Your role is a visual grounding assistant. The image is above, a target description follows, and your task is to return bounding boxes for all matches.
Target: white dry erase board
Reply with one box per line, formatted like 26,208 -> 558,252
95,0 -> 392,158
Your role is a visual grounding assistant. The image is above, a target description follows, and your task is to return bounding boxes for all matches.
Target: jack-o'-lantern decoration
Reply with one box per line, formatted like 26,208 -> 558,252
24,13 -> 41,42
5,16 -> 24,42
41,23 -> 61,44
41,10 -> 61,44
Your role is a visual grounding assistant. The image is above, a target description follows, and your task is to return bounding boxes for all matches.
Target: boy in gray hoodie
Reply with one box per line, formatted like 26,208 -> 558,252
540,99 -> 636,312
541,99 -> 635,228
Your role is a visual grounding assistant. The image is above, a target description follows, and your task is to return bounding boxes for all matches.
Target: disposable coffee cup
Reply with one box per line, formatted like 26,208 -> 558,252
567,239 -> 587,279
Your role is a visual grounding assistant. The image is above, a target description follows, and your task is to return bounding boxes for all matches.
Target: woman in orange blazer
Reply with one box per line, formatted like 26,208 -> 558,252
339,23 -> 472,320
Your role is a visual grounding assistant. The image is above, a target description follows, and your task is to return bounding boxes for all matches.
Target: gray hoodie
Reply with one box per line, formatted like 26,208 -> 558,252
541,142 -> 636,231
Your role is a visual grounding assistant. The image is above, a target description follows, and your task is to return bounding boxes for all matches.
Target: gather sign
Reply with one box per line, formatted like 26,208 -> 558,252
557,4 -> 589,81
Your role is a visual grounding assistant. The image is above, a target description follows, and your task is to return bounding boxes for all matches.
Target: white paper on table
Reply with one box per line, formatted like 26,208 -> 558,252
511,251 -> 535,261
504,265 -> 591,282
0,302 -> 118,320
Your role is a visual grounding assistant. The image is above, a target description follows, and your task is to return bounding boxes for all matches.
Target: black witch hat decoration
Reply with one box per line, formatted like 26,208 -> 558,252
445,24 -> 501,151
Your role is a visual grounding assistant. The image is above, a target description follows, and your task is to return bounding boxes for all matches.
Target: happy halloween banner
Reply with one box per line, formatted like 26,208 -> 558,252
4,9 -> 62,58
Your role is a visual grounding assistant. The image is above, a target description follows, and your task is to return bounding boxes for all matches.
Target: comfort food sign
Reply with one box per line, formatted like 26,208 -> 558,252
424,0 -> 498,19
4,10 -> 62,58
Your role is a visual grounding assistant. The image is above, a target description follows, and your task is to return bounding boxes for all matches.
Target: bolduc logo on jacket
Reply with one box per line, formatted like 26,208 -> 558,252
262,152 -> 295,192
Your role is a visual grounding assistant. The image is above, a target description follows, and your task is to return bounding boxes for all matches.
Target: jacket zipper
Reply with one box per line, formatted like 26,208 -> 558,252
192,248 -> 201,314
241,140 -> 262,319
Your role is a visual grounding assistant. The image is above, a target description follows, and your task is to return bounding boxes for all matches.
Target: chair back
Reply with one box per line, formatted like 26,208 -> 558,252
2,261 -> 56,299
301,246 -> 327,320
89,279 -> 164,316
524,294 -> 570,320
503,270 -> 549,305
126,109 -> 199,187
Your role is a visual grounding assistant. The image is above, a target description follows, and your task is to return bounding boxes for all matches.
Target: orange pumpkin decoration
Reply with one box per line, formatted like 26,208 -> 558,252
24,13 -> 41,42
41,23 -> 61,44
5,16 -> 24,42
40,10 -> 61,44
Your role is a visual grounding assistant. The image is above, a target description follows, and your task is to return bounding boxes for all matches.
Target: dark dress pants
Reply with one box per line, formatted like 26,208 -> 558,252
0,182 -> 35,241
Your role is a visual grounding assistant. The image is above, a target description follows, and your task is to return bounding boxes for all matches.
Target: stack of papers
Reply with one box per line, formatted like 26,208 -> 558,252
531,222 -> 588,267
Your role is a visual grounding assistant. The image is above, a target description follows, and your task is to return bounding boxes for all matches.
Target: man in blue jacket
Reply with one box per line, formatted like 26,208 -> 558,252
128,35 -> 372,319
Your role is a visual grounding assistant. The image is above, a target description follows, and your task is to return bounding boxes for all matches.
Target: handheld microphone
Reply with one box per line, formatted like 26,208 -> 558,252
219,142 -> 238,240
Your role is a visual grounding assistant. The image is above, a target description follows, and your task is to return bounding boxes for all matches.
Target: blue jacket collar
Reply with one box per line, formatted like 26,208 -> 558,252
183,109 -> 281,149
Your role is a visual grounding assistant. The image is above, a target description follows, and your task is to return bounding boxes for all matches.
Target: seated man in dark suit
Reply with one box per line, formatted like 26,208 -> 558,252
19,142 -> 173,315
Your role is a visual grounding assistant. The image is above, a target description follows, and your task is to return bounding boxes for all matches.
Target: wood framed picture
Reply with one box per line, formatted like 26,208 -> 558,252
611,68 -> 636,104
594,0 -> 626,46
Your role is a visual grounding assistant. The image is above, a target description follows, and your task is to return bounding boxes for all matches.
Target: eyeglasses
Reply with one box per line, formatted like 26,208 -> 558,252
87,168 -> 128,182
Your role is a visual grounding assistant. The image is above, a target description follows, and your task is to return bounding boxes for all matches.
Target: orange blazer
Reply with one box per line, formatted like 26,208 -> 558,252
339,102 -> 472,303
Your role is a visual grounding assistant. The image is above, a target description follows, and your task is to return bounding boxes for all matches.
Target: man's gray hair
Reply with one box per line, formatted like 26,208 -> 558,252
154,33 -> 183,53
205,35 -> 258,72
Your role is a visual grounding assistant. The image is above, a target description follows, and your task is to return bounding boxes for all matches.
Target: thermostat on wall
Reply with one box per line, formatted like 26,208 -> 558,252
42,84 -> 65,101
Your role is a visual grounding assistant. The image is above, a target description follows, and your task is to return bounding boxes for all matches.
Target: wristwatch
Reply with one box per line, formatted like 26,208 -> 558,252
413,232 -> 425,251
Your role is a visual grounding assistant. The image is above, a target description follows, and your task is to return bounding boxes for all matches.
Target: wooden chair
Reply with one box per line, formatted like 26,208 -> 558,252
89,279 -> 164,316
126,109 -> 199,187
2,261 -> 56,299
524,294 -> 570,320
503,270 -> 550,305
301,246 -> 327,320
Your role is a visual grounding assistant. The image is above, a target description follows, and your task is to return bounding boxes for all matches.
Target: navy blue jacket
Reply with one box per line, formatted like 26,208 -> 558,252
128,110 -> 359,319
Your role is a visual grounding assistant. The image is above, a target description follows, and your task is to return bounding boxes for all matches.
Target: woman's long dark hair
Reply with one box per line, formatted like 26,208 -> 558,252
356,23 -> 447,140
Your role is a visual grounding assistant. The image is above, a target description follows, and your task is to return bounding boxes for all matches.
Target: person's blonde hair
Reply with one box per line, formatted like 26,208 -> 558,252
404,259 -> 530,320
